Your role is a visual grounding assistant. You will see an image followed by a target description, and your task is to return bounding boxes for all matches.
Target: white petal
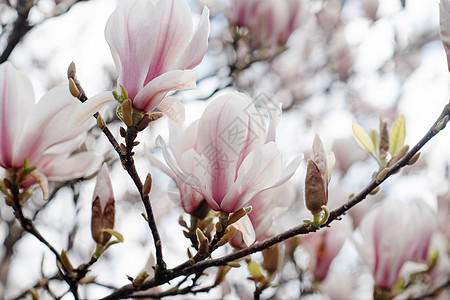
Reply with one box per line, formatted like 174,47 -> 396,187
231,214 -> 256,246
70,91 -> 116,126
157,96 -> 185,127
133,70 -> 196,113
221,142 -> 282,212
175,6 -> 211,70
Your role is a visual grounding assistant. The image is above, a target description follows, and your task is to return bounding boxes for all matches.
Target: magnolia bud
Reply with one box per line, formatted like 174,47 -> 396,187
91,163 -> 115,246
304,159 -> 327,214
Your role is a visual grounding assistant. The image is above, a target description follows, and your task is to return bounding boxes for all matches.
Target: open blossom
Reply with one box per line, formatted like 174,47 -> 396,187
156,91 -> 302,213
147,121 -> 206,217
230,182 -> 296,248
228,0 -> 305,47
0,62 -> 102,198
440,0 -> 450,71
77,0 -> 210,125
354,199 -> 436,290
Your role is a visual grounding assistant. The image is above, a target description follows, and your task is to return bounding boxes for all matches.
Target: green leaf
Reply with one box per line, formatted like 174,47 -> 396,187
248,261 -> 264,278
102,229 -> 124,243
389,116 -> 405,156
369,129 -> 380,153
352,123 -> 375,154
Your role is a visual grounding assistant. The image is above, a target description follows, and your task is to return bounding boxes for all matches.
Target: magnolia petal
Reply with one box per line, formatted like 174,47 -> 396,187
0,62 -> 34,168
156,135 -> 218,211
230,214 -> 256,246
168,120 -> 199,162
41,152 -> 102,182
146,0 -> 194,79
133,70 -> 197,113
145,145 -> 175,181
158,96 -> 185,127
197,92 -> 265,204
221,142 -> 282,213
70,91 -> 116,126
105,0 -> 158,99
29,170 -> 49,200
175,6 -> 211,70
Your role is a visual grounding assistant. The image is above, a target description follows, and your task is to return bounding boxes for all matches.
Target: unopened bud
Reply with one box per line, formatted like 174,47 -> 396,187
60,250 -> 74,273
218,226 -> 237,246
262,244 -> 280,275
215,221 -> 223,233
214,265 -> 231,286
137,114 -> 152,131
132,271 -> 149,287
379,119 -> 389,159
388,145 -> 409,167
96,114 -> 105,129
407,152 -> 421,166
227,262 -> 241,268
69,78 -> 80,98
142,173 -> 152,197
228,208 -> 247,225
434,115 -> 449,134
370,186 -> 380,195
150,112 -> 164,122
120,127 -> 126,137
67,61 -> 76,79
376,168 -> 390,183
196,228 -> 209,256
121,99 -> 133,127
304,159 -> 327,214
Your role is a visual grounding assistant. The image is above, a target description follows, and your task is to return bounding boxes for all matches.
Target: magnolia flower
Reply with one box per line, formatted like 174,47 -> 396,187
0,62 -> 102,199
91,163 -> 115,246
228,0 -> 304,48
304,134 -> 335,215
76,0 -> 210,126
354,199 -> 436,290
440,0 -> 450,71
157,91 -> 302,214
146,121 -> 206,217
230,181 -> 296,248
301,216 -> 353,281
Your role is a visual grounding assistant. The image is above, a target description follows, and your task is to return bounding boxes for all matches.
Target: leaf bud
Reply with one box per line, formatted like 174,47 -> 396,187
142,173 -> 152,197
376,168 -> 390,183
121,99 -> 133,127
137,114 -> 152,131
407,152 -> 421,166
68,78 -> 80,98
304,159 -> 327,214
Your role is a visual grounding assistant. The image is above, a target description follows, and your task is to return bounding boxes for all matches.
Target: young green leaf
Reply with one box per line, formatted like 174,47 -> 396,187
248,261 -> 264,278
352,123 -> 375,154
389,116 -> 405,156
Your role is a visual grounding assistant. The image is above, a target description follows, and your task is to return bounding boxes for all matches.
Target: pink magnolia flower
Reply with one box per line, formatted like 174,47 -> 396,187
77,0 -> 210,125
301,216 -> 353,281
440,0 -> 450,71
91,163 -> 115,246
156,91 -> 302,213
0,62 -> 102,199
228,0 -> 305,48
354,199 -> 436,290
146,121 -> 206,217
230,181 -> 297,248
